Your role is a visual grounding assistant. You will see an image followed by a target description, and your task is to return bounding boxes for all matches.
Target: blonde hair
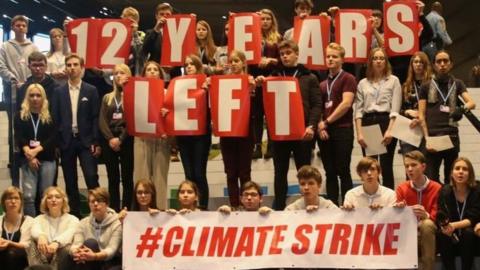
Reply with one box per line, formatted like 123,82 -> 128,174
326,42 -> 345,58
121,7 -> 140,22
105,63 -> 131,106
40,186 -> 70,214
47,28 -> 67,57
20,83 -> 52,124
259,9 -> 281,45
196,20 -> 217,64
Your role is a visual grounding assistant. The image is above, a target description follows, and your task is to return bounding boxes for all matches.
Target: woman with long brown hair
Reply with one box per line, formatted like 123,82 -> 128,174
195,20 -> 217,74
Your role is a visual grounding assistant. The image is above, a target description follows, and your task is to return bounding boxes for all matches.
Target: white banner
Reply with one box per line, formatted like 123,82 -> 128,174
123,207 -> 418,270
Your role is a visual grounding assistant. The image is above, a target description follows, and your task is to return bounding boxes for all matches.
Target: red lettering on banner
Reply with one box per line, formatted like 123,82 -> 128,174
209,75 -> 251,137
233,227 -> 255,257
314,224 -> 333,254
293,16 -> 330,70
335,10 -> 373,63
255,226 -> 274,255
329,224 -> 351,255
292,224 -> 312,254
269,225 -> 288,255
164,75 -> 207,135
383,223 -> 400,255
181,227 -> 196,256
161,15 -> 196,66
263,78 -> 305,141
228,13 -> 262,64
362,224 -> 384,255
123,78 -> 166,138
163,226 -> 183,257
384,1 -> 419,56
66,19 -> 132,68
195,227 -> 211,256
350,224 -> 364,255
208,227 -> 238,257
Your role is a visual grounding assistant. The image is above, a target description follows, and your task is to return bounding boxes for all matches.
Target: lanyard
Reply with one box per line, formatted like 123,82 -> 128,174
327,70 -> 343,101
3,216 -> 21,241
431,79 -> 456,105
114,96 -> 122,112
282,69 -> 298,78
30,113 -> 40,141
455,192 -> 469,220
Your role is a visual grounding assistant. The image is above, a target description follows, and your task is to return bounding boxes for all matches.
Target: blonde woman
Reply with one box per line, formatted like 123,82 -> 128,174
0,187 -> 34,270
15,83 -> 57,216
29,187 -> 79,269
99,63 -> 134,212
46,28 -> 69,83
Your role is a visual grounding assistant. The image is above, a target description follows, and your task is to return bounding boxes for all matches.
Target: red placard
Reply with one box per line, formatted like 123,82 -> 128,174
384,1 -> 419,56
161,15 -> 197,67
335,10 -> 373,63
164,75 -> 207,135
66,19 -> 132,68
209,75 -> 251,137
228,13 -> 262,65
123,77 -> 165,138
263,77 -> 305,141
293,16 -> 331,70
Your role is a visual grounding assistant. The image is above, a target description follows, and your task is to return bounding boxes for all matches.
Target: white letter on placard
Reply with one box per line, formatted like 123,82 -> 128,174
134,81 -> 156,133
174,78 -> 198,130
339,13 -> 368,58
387,4 -> 414,53
234,16 -> 253,60
298,19 -> 325,66
218,79 -> 241,132
166,18 -> 191,62
101,22 -> 128,65
267,81 -> 296,135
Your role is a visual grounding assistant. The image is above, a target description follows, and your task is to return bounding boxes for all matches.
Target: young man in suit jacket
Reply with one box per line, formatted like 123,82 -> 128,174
55,54 -> 101,218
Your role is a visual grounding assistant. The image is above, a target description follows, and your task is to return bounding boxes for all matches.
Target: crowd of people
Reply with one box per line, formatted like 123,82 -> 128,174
0,0 -> 479,269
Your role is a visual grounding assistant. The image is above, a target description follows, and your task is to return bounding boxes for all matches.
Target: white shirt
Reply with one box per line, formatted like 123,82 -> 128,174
47,52 -> 66,76
68,81 -> 81,133
344,184 -> 397,208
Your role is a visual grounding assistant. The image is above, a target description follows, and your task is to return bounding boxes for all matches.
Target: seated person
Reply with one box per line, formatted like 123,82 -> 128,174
343,157 -> 396,210
0,186 -> 34,270
394,150 -> 441,270
167,180 -> 201,214
118,179 -> 160,223
218,181 -> 272,214
286,165 -> 338,211
67,187 -> 122,270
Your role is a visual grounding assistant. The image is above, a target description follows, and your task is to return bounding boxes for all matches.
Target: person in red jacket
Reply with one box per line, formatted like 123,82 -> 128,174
395,150 -> 442,270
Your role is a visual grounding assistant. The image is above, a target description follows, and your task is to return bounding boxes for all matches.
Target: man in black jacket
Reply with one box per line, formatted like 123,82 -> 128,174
142,2 -> 173,63
257,40 -> 322,210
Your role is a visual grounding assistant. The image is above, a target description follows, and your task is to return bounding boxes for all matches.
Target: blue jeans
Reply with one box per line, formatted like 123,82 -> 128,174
21,160 -> 56,216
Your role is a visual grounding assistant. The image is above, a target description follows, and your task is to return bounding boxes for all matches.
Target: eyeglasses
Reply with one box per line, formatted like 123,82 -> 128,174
30,63 -> 46,68
136,190 -> 151,196
242,192 -> 260,198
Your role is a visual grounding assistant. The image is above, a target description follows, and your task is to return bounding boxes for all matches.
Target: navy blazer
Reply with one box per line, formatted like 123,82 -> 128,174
55,81 -> 100,150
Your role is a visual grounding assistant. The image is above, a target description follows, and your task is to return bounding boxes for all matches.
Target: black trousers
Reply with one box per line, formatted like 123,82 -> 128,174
425,134 -> 459,184
438,228 -> 476,270
319,126 -> 354,206
272,139 -> 313,210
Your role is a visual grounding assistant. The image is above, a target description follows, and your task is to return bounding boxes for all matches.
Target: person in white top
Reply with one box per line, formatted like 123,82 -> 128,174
28,186 -> 79,269
343,157 -> 396,210
0,186 -> 34,270
46,28 -> 69,84
286,165 -> 338,211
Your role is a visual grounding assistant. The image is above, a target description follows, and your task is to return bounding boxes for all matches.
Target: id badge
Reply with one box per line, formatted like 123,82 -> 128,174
29,140 -> 40,148
440,105 -> 450,113
325,101 -> 333,109
112,112 -> 123,120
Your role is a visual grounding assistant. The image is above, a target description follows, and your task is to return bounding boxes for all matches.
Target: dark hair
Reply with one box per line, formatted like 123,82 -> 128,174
450,157 -> 476,189
356,157 -> 381,176
132,179 -> 158,211
295,0 -> 313,9
404,150 -> 426,164
156,2 -> 173,14
297,165 -> 322,185
241,181 -> 263,197
184,54 -> 204,74
434,50 -> 452,62
28,51 -> 47,64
